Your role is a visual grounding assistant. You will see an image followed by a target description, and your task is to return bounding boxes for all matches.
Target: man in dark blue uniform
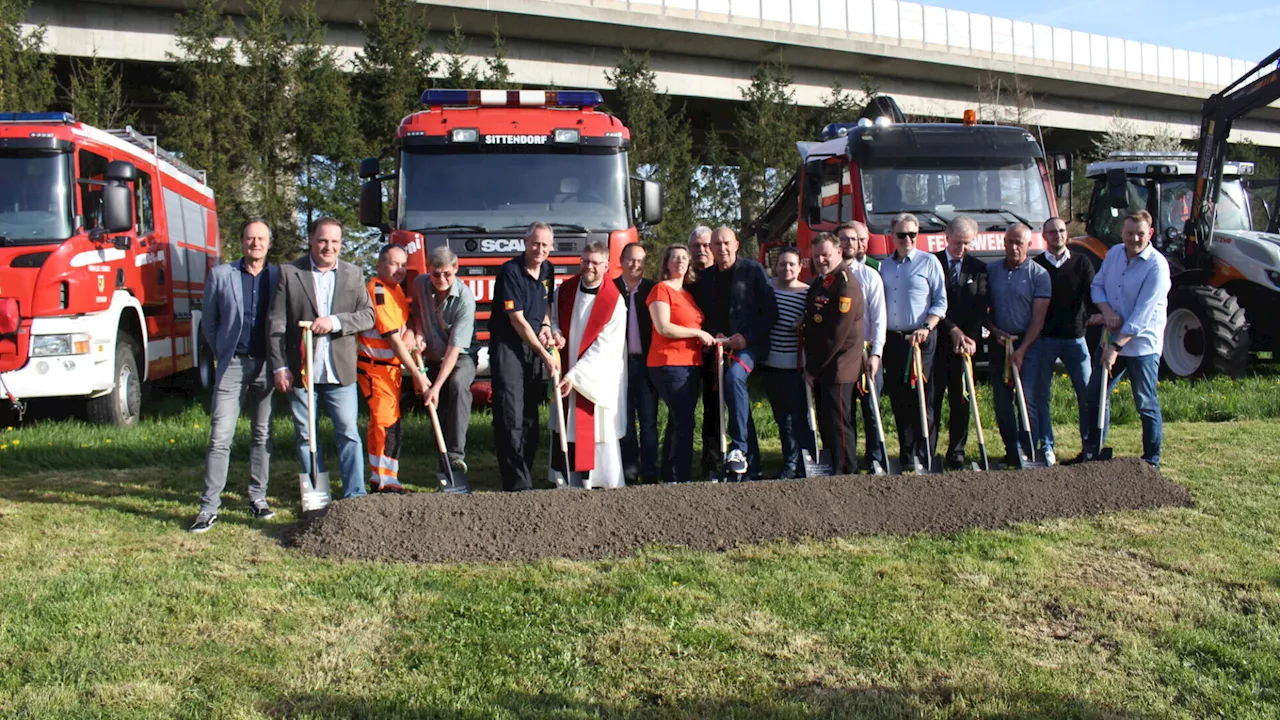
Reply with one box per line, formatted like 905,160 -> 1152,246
489,222 -> 561,491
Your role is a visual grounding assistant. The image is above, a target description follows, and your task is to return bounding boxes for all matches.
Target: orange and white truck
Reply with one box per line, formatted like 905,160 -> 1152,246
358,89 -> 663,384
0,113 -> 219,425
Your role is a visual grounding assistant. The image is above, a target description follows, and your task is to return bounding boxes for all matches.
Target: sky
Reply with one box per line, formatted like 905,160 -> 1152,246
940,0 -> 1279,63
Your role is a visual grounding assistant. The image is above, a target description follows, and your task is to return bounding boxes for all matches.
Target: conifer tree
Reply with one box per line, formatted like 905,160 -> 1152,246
353,0 -> 437,159
64,54 -> 134,128
484,22 -> 517,89
605,50 -> 694,250
239,0 -> 296,257
0,0 -> 54,112
736,56 -> 804,232
695,124 -> 740,232
291,0 -> 362,254
440,19 -> 482,89
164,0 -> 247,253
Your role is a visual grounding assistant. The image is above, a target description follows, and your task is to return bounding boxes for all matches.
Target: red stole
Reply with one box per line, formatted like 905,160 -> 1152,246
556,275 -> 621,471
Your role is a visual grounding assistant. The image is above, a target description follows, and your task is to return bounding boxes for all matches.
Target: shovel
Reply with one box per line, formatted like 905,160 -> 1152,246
550,362 -> 572,488
960,352 -> 990,471
801,381 -> 834,478
863,355 -> 900,475
412,351 -> 469,494
297,321 -> 332,512
1007,340 -> 1047,469
912,344 -> 943,474
1087,330 -> 1115,462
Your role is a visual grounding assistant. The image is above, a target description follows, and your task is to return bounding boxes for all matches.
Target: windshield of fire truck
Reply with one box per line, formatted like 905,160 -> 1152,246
0,151 -> 73,243
399,149 -> 630,233
858,157 -> 1051,231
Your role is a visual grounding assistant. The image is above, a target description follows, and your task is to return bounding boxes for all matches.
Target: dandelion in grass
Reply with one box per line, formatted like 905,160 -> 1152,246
672,581 -> 679,586
0,444 -> 7,451
105,439 -> 112,444
193,424 -> 200,429
169,439 -> 176,444
10,439 -> 18,446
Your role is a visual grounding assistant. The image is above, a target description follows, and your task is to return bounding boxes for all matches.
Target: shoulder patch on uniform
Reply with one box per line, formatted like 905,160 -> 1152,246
839,296 -> 852,313
504,299 -> 515,311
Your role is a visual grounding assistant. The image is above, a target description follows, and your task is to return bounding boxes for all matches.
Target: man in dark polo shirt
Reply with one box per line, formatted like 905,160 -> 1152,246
614,242 -> 658,483
489,221 -> 561,491
1025,216 -> 1096,466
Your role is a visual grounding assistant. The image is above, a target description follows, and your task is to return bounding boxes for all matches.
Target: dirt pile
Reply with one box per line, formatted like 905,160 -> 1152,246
291,458 -> 1191,564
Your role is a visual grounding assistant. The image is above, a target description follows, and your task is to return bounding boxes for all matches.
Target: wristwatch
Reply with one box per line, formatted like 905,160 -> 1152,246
1110,342 -> 1123,352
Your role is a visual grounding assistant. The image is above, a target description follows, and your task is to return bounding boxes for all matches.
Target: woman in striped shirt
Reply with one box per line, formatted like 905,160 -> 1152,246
761,247 -> 815,479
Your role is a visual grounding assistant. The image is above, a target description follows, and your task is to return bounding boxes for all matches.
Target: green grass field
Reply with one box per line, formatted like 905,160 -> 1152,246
1,368 -> 1279,718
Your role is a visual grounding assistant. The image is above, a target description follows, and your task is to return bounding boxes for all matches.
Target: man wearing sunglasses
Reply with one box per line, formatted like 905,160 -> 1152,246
878,213 -> 947,472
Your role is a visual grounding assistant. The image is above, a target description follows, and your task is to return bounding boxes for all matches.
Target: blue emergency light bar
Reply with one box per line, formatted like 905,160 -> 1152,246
0,111 -> 75,123
421,89 -> 602,108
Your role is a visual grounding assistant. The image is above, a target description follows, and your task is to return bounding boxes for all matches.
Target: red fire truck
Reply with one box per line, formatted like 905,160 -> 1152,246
0,113 -> 219,426
750,97 -> 1072,276
358,89 -> 663,379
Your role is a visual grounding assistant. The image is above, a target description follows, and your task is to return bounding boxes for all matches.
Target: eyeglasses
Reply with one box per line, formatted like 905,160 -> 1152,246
1044,228 -> 1066,235
895,231 -> 918,240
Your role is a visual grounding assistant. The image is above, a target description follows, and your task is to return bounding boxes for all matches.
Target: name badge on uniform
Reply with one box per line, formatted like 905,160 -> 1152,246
838,296 -> 851,313
503,300 -> 515,310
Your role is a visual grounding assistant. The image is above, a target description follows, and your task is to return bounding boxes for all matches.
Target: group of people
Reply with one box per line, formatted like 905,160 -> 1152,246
189,209 -> 1170,531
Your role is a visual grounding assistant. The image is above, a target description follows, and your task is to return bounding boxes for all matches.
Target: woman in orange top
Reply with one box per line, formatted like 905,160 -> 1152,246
648,244 -> 716,483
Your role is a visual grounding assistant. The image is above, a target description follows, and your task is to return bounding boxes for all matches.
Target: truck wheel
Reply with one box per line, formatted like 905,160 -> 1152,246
196,340 -> 216,392
87,337 -> 142,426
1162,285 -> 1251,378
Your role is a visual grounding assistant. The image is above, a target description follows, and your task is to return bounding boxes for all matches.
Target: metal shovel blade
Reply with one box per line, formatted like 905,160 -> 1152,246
801,449 -> 834,478
299,470 -> 332,512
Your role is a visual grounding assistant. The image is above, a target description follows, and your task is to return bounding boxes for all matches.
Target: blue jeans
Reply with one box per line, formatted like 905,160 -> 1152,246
721,347 -> 761,476
650,365 -> 701,483
1082,353 -> 1163,467
622,355 -> 659,478
289,383 -> 366,499
761,366 -> 813,475
989,339 -> 1032,460
1024,336 -> 1092,455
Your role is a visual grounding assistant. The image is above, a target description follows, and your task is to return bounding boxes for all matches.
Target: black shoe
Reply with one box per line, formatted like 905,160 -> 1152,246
189,511 -> 217,533
1060,453 -> 1087,466
945,456 -> 967,470
639,474 -> 660,485
379,485 -> 408,495
249,501 -> 275,520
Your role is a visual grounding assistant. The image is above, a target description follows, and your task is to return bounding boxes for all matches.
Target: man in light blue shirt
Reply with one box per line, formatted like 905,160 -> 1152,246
985,224 -> 1051,466
1081,210 -> 1171,467
878,213 -> 947,471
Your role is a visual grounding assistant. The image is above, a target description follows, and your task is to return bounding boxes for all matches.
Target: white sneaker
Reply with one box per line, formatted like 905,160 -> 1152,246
1042,449 -> 1057,467
725,449 -> 747,475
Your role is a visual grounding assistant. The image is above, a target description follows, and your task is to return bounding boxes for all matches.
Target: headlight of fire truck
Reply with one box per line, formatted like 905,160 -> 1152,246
30,333 -> 91,357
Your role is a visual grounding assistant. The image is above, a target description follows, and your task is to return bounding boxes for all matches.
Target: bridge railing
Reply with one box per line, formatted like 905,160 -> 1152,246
575,0 -> 1258,90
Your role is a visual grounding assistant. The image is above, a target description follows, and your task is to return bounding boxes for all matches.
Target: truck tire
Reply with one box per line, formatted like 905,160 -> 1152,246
1161,285 -> 1251,378
195,340 -> 216,392
87,336 -> 143,426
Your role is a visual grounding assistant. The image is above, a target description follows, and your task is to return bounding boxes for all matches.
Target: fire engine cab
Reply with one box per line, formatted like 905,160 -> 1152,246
0,113 -> 219,426
359,89 -> 663,377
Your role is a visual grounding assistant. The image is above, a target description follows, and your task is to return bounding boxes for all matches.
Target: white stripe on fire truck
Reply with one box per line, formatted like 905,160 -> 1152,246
70,248 -> 127,267
134,250 -> 165,267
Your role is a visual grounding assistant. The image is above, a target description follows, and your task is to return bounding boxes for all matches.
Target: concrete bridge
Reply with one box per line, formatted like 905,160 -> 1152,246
24,0 -> 1280,147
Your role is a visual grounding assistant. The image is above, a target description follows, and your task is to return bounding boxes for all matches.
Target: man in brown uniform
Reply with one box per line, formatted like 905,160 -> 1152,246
802,233 -> 866,475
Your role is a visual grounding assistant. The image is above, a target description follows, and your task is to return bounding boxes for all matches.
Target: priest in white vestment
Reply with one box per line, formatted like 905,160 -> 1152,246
548,242 -> 629,489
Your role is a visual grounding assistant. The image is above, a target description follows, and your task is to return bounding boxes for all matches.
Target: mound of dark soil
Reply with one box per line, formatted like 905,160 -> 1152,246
291,458 -> 1190,564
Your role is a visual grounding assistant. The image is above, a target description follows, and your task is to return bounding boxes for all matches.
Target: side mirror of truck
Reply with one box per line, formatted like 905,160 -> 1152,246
105,160 -> 137,183
1050,153 -> 1073,216
640,179 -> 664,225
1106,168 -> 1130,210
101,183 -> 133,234
359,179 -> 383,228
803,171 -> 823,226
358,157 -> 381,180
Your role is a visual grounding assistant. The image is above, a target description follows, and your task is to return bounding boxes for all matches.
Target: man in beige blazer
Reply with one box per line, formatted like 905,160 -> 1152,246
269,217 -> 375,498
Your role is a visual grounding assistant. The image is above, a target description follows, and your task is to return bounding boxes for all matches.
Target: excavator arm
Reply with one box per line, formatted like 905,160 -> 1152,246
1184,47 -> 1280,264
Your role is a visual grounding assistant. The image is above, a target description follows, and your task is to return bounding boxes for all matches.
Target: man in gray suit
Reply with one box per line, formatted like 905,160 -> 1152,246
269,217 -> 375,499
190,218 -> 281,533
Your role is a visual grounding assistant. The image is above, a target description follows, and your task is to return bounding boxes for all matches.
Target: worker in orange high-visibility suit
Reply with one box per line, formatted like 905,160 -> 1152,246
358,245 -> 430,492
